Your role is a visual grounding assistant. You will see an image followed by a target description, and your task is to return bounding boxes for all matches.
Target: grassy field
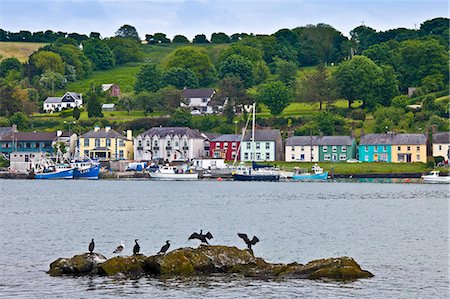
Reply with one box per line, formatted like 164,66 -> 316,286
0,42 -> 46,62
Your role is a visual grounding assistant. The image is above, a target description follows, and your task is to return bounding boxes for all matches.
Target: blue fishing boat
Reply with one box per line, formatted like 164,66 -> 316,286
292,164 -> 328,181
71,158 -> 100,179
32,155 -> 74,179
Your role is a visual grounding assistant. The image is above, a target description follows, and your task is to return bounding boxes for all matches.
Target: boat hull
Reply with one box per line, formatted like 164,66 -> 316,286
73,165 -> 100,180
232,173 -> 280,181
421,176 -> 450,183
292,171 -> 328,181
34,169 -> 74,179
149,172 -> 199,180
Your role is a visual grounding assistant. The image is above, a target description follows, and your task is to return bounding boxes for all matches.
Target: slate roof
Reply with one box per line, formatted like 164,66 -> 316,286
181,88 -> 215,98
286,135 -> 354,146
1,131 -> 69,142
203,132 -> 221,141
212,134 -> 242,142
44,97 -> 62,103
81,128 -> 127,139
433,132 -> 450,144
0,127 -> 15,139
360,133 -> 427,145
286,136 -> 320,146
44,92 -> 82,104
141,127 -> 204,139
243,129 -> 281,142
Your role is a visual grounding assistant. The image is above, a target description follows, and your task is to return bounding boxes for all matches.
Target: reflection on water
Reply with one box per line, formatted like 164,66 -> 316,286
0,180 -> 448,298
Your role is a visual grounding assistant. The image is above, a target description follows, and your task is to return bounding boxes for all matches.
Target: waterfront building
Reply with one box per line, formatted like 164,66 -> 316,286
432,132 -> 450,162
240,129 -> 282,162
78,126 -> 133,161
9,151 -> 47,172
134,127 -> 205,162
285,136 -> 319,162
359,133 -> 427,163
43,92 -> 83,113
210,134 -> 241,161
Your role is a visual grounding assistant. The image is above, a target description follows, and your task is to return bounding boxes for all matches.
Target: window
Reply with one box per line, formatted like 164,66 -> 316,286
166,151 -> 171,157
332,146 -> 337,152
119,150 -> 124,158
246,143 -> 251,150
323,147 -> 327,152
407,146 -> 411,151
215,143 -> 220,149
202,98 -> 208,103
416,146 -> 420,151
300,146 -> 305,151
106,139 -> 111,147
383,146 -> 387,152
365,155 -> 369,162
398,154 -> 405,162
256,142 -> 260,149
224,143 -> 229,149
95,138 -> 100,147
265,153 -> 270,160
365,146 -> 369,152
244,153 -> 249,160
34,143 -> 39,148
300,154 -> 305,161
324,154 -> 331,161
291,154 -> 295,160
256,153 -> 261,160
84,150 -> 89,156
342,146 -> 346,152
175,141 -> 179,147
232,142 -> 237,149
416,154 -> 420,161
339,154 -> 347,160
146,140 -> 150,147
154,140 -> 158,147
438,145 -> 442,150
374,146 -> 378,152
84,139 -> 89,147
119,139 -> 125,147
397,146 -> 401,151
167,140 -> 171,147
291,146 -> 295,151
265,143 -> 270,150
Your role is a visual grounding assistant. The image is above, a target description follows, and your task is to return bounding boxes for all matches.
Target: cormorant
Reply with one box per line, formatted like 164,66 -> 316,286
188,230 -> 213,244
133,239 -> 140,255
238,233 -> 259,251
158,240 -> 170,254
88,239 -> 95,254
113,242 -> 125,254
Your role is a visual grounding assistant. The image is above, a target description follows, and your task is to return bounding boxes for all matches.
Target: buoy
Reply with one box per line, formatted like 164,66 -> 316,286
405,179 -> 410,183
217,177 -> 222,181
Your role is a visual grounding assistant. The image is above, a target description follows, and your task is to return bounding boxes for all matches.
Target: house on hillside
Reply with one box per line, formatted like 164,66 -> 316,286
432,132 -> 450,162
180,88 -> 216,115
134,127 -> 205,162
210,134 -> 241,161
43,92 -> 83,113
101,84 -> 121,97
78,126 -> 133,161
359,133 -> 427,163
240,129 -> 282,162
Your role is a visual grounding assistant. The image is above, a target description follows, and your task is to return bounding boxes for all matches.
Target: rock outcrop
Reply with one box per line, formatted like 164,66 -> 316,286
48,245 -> 373,281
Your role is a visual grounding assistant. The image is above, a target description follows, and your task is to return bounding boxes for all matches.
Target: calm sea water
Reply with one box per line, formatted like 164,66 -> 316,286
0,180 -> 448,298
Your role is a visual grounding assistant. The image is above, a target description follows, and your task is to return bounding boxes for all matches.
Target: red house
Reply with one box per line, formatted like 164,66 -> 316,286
210,134 -> 241,161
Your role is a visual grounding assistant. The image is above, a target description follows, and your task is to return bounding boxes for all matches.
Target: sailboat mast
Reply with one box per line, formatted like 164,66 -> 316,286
252,103 -> 256,161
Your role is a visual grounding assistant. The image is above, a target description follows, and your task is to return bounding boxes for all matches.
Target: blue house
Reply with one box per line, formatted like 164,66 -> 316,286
358,134 -> 392,162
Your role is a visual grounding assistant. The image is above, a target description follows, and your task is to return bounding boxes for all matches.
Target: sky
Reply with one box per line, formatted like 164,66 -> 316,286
0,0 -> 447,39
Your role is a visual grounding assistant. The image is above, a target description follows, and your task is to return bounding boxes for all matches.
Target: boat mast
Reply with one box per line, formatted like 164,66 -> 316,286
251,102 -> 256,161
233,104 -> 253,166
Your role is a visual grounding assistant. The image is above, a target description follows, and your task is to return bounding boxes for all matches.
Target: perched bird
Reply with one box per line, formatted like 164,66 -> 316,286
133,239 -> 140,255
188,230 -> 213,244
113,241 -> 125,254
238,233 -> 259,251
88,239 -> 95,254
158,240 -> 170,254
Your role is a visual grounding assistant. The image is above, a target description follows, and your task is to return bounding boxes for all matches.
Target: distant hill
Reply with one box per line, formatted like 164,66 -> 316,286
0,42 -> 47,62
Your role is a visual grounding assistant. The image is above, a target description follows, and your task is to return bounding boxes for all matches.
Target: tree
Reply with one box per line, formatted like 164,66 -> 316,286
117,95 -> 134,115
297,64 -> 336,110
39,70 -> 66,92
115,24 -> 140,42
314,111 -> 346,135
420,17 -> 449,41
29,50 -> 64,74
211,32 -> 230,43
253,61 -> 270,85
373,106 -> 413,133
420,74 -> 445,93
0,58 -> 22,77
45,43 -> 93,79
334,55 -> 384,109
83,39 -> 115,70
89,32 -> 101,39
159,86 -> 182,110
163,67 -> 199,89
171,108 -> 192,126
165,46 -> 216,86
223,101 -> 235,124
219,44 -> 263,63
350,25 -> 379,53
153,33 -> 171,43
9,112 -> 30,130
258,81 -> 291,115
72,106 -> 81,120
0,79 -> 32,117
135,63 -> 163,93
106,37 -> 142,64
172,35 -> 190,43
218,54 -> 254,87
217,77 -> 249,106
193,34 -> 209,44
85,91 -> 103,118
134,91 -> 161,114
273,57 -> 297,86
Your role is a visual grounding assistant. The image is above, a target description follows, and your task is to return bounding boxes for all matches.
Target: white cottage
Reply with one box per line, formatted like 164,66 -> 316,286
43,92 -> 83,113
180,88 -> 215,115
134,127 -> 206,162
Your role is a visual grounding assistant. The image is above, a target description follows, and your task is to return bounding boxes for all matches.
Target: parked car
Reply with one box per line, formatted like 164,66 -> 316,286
346,159 -> 362,163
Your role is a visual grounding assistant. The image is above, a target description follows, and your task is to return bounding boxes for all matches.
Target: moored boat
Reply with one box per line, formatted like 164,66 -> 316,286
149,164 -> 198,180
232,162 -> 280,181
421,170 -> 450,183
32,156 -> 74,179
71,157 -> 100,179
292,164 -> 328,181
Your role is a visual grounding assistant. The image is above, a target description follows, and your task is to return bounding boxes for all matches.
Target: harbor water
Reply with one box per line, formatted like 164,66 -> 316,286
0,180 -> 448,298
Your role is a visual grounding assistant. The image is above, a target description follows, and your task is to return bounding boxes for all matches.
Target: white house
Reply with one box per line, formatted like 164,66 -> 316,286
432,132 -> 450,162
134,127 -> 206,162
43,92 -> 83,113
180,88 -> 215,115
285,136 -> 319,162
240,129 -> 282,162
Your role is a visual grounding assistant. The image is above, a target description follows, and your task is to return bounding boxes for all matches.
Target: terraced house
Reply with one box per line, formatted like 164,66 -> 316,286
359,133 -> 427,163
240,129 -> 282,162
432,132 -> 449,162
78,127 -> 133,161
285,135 -> 356,162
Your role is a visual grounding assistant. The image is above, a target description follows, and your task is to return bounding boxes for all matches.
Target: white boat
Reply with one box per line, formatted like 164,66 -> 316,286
292,164 -> 328,181
149,164 -> 198,180
421,170 -> 450,183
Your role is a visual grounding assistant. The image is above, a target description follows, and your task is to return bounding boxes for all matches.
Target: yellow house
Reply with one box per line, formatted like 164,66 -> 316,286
78,126 -> 133,160
390,133 -> 427,163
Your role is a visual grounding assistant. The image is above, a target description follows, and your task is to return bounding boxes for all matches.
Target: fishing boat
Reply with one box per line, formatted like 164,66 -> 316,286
232,103 -> 280,182
421,170 -> 450,183
71,157 -> 100,179
149,164 -> 198,180
32,156 -> 74,179
292,164 -> 328,181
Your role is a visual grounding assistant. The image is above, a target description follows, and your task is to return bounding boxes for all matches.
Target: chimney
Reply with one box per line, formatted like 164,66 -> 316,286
12,124 -> 18,132
105,126 -> 111,132
94,126 -> 100,132
126,130 -> 132,140
350,129 -> 355,138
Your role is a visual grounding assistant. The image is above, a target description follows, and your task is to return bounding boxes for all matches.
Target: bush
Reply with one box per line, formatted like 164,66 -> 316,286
60,109 -> 73,118
348,109 -> 366,121
426,156 -> 435,168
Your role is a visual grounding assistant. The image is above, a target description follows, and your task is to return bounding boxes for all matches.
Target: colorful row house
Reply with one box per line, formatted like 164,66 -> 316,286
78,126 -> 133,161
210,134 -> 241,161
285,135 -> 356,162
240,129 -> 282,162
358,133 -> 427,163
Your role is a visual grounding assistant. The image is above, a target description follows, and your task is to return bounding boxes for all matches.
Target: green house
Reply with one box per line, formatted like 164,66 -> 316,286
317,136 -> 357,162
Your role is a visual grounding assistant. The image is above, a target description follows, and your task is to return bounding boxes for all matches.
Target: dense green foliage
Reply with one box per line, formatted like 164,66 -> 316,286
83,39 -> 115,70
258,81 -> 292,116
